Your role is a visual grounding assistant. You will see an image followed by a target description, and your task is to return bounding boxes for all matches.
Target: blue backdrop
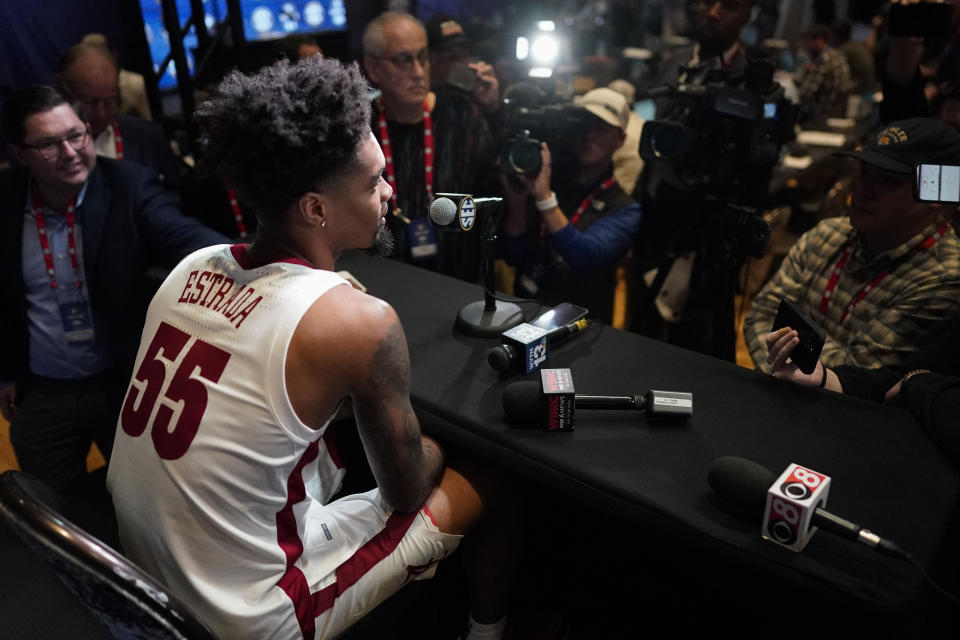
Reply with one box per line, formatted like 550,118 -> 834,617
0,0 -> 128,93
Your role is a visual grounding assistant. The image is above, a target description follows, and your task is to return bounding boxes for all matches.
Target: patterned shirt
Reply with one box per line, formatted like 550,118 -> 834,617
371,89 -> 495,283
745,216 -> 960,372
795,47 -> 852,123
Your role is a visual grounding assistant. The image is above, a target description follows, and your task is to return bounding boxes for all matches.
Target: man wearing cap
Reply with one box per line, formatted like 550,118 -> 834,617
363,11 -> 495,283
500,88 -> 643,324
607,79 -> 645,194
745,117 -> 960,373
426,13 -> 500,116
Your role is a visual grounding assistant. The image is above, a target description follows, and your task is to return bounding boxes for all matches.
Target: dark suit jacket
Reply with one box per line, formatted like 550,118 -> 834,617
115,114 -> 181,189
0,159 -> 229,384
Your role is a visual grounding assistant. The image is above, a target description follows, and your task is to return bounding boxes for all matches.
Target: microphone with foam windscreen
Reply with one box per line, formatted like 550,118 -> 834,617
428,194 -> 503,231
707,456 -> 906,558
502,368 -> 693,430
487,318 -> 589,374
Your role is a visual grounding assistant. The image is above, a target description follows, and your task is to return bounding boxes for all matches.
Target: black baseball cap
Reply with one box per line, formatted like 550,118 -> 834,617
836,117 -> 960,174
426,14 -> 471,54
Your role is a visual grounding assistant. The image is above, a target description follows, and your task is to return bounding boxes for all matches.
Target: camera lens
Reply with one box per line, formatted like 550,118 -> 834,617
650,125 -> 685,161
507,140 -> 543,175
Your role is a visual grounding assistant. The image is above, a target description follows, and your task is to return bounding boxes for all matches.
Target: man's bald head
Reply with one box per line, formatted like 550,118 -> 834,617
56,43 -> 120,136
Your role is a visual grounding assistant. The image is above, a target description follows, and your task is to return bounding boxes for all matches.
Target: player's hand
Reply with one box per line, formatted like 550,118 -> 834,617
765,327 -> 823,387
0,382 -> 17,422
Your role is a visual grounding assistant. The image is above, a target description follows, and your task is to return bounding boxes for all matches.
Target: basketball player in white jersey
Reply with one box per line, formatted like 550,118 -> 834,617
107,57 -> 512,640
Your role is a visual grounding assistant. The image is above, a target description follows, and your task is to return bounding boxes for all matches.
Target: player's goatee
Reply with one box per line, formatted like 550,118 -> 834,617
371,224 -> 395,256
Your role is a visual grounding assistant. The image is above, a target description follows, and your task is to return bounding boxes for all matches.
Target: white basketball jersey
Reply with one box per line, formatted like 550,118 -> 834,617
108,244 -> 352,639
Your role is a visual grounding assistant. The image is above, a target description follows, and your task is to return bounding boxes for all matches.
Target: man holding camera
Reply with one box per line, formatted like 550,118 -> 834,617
879,0 -> 960,126
745,117 -> 960,372
500,88 -> 642,324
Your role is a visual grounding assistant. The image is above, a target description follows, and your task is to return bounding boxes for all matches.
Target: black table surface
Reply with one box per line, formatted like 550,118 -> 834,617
336,250 -> 960,612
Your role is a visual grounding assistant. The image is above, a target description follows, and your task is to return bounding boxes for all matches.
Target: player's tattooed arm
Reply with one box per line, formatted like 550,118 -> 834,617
353,312 -> 444,513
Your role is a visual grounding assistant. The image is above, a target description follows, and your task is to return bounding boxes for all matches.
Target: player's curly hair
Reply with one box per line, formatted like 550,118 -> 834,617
196,56 -> 372,225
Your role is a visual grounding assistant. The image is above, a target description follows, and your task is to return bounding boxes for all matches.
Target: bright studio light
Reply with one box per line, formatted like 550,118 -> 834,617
530,34 -> 559,64
515,36 -> 529,60
528,67 -> 553,78
537,20 -> 555,31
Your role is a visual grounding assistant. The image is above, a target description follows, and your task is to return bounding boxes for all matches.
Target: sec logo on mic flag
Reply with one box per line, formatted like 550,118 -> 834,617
460,197 -> 476,230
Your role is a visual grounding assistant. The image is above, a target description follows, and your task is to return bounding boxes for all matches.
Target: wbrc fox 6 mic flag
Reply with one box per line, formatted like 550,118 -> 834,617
540,368 -> 575,431
761,463 -> 831,551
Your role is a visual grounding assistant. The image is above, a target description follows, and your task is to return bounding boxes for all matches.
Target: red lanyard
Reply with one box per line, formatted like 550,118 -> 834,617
377,99 -> 433,215
224,186 -> 248,237
112,121 -> 124,160
31,190 -> 82,291
569,177 -> 616,226
819,221 -> 949,324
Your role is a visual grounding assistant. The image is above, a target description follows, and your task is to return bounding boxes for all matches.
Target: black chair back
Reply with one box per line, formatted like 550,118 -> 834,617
0,470 -> 219,640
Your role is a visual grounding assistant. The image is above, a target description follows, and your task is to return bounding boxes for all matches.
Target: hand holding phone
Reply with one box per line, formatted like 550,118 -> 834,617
888,1 -> 953,38
770,299 -> 826,375
916,164 -> 960,202
446,62 -> 479,92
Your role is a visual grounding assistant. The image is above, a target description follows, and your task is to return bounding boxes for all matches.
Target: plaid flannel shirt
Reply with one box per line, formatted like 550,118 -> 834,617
745,216 -> 960,371
796,47 -> 852,122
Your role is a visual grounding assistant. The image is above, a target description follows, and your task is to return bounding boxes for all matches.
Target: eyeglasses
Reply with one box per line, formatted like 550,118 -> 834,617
21,127 -> 91,160
76,95 -> 120,110
371,48 -> 430,70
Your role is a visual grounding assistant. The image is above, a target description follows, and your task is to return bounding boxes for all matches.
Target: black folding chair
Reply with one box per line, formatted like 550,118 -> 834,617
0,470 -> 218,640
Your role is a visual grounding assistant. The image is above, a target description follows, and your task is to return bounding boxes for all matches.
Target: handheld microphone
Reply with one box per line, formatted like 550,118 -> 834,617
428,194 -> 503,231
487,318 -> 589,374
502,368 -> 693,430
707,456 -> 906,558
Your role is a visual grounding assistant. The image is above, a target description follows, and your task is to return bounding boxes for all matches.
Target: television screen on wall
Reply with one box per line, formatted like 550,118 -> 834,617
139,0 -> 346,90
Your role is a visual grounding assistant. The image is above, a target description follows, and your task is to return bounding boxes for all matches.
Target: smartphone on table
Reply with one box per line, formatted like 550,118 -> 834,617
529,302 -> 589,332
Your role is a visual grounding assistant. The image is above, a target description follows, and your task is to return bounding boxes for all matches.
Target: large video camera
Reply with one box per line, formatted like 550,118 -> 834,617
640,57 -> 795,199
633,57 -> 797,359
500,84 -> 589,176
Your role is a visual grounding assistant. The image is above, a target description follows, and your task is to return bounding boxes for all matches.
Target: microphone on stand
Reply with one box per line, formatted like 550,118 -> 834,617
429,195 -> 502,231
429,193 -> 522,337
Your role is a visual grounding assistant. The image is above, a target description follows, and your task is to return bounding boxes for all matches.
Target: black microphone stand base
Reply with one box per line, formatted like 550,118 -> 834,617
454,200 -> 524,337
456,300 -> 524,338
